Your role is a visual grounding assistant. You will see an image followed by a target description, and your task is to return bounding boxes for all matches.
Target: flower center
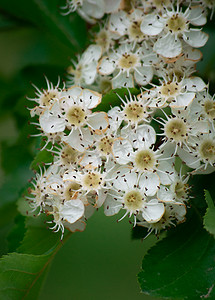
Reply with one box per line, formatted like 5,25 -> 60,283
173,181 -> 187,199
61,145 -> 79,165
134,149 -> 156,171
95,30 -> 109,50
40,90 -> 58,107
166,14 -> 186,33
124,102 -> 146,123
64,182 -> 81,200
204,100 -> 215,120
165,118 -> 187,142
66,105 -> 86,127
199,140 -> 215,162
98,136 -> 114,156
124,190 -> 143,211
128,21 -> 145,41
160,82 -> 180,99
118,53 -> 139,70
82,172 -> 103,191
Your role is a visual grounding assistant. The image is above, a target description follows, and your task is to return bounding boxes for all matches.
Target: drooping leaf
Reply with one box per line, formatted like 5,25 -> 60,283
203,190 -> 215,238
138,212 -> 215,299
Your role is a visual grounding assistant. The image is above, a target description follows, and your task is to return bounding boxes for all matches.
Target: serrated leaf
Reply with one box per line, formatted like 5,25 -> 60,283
203,190 -> 215,238
138,212 -> 215,299
94,87 -> 140,112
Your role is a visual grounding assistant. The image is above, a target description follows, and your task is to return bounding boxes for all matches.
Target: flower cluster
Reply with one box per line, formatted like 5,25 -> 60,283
27,0 -> 215,238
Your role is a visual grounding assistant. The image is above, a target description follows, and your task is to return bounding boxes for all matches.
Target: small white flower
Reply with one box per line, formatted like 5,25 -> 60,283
67,45 -> 102,87
141,4 -> 208,58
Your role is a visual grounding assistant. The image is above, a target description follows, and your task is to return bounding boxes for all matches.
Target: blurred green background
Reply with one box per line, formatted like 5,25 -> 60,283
0,1 -> 214,299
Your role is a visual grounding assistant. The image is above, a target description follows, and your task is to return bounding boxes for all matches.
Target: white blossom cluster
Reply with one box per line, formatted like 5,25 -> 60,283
27,0 -> 215,238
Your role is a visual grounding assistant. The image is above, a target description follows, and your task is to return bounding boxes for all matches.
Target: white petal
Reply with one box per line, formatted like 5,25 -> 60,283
128,124 -> 156,148
104,194 -> 122,216
157,161 -> 176,185
61,86 -> 82,99
183,77 -> 206,92
108,11 -> 129,35
60,199 -> 85,224
112,72 -> 134,89
39,102 -> 65,133
183,30 -> 208,48
140,13 -> 164,36
177,147 -> 200,169
134,66 -> 153,85
171,92 -> 195,108
87,112 -> 109,134
82,89 -> 102,109
104,0 -> 121,13
187,6 -> 207,26
142,199 -> 165,223
139,172 -> 160,196
97,189 -> 107,208
154,34 -> 182,58
112,139 -> 133,164
184,47 -> 202,62
63,127 -> 93,152
98,56 -> 116,75
65,219 -> 86,232
79,151 -> 102,169
157,185 -> 175,202
82,63 -> 97,85
82,44 -> 102,63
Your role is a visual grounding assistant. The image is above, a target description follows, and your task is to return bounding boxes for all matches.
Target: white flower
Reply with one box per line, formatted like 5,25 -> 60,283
147,76 -> 206,109
67,45 -> 102,87
141,4 -> 208,58
104,170 -> 164,225
98,43 -> 155,88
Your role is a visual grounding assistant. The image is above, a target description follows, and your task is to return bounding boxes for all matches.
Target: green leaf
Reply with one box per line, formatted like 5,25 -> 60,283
138,212 -> 215,299
203,190 -> 215,238
94,87 -> 140,112
30,148 -> 53,172
0,212 -> 71,299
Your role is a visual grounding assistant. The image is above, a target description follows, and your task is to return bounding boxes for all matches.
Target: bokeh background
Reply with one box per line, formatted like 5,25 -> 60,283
0,1 -> 214,299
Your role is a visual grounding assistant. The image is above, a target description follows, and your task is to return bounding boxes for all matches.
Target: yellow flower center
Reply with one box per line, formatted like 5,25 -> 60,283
118,53 -> 139,69
82,172 -> 103,190
166,14 -> 186,33
124,190 -> 143,211
98,136 -> 114,156
134,149 -> 156,171
165,118 -> 187,142
66,105 -> 86,127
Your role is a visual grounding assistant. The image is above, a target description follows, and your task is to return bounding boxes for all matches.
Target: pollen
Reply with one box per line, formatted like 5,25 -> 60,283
118,53 -> 139,70
124,190 -> 143,211
40,90 -> 58,107
128,21 -> 145,41
164,118 -> 188,142
203,100 -> 215,120
199,139 -> 215,162
61,145 -> 79,165
173,181 -> 188,199
64,182 -> 81,200
166,14 -> 186,33
134,149 -> 156,171
160,82 -> 180,99
98,136 -> 114,156
123,102 -> 146,123
66,105 -> 86,127
82,172 -> 103,191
